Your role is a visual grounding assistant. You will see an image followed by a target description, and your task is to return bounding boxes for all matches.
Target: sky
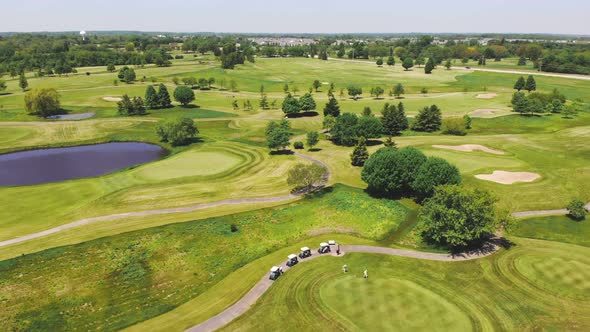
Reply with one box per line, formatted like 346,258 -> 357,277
1,0 -> 589,35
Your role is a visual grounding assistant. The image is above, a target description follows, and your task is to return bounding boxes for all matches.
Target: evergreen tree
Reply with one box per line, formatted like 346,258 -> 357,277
402,58 -> 414,71
517,56 -> 526,66
393,83 -> 405,98
351,137 -> 369,166
144,85 -> 159,109
157,83 -> 171,108
525,75 -> 536,92
514,76 -> 526,91
444,60 -> 452,70
381,103 -> 408,136
299,93 -> 317,112
412,105 -> 442,132
386,56 -> 395,66
424,58 -> 435,74
323,96 -> 341,117
376,58 -> 383,66
19,73 -> 28,91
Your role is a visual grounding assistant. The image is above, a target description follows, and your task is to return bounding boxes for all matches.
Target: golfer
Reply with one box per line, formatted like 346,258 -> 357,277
363,269 -> 368,279
342,264 -> 347,273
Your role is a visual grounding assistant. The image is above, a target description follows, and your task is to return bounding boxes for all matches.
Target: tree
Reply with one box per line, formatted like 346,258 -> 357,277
312,80 -> 321,92
156,117 -> 198,146
107,64 -> 116,72
351,137 -> 369,166
463,114 -> 472,129
0,79 -> 6,92
376,58 -> 383,66
424,58 -> 435,74
283,83 -> 290,94
117,94 -> 145,116
386,56 -> 395,66
299,93 -> 316,112
174,86 -> 196,106
208,77 -> 216,88
524,75 -> 536,92
415,56 -> 425,68
198,78 -> 209,90
361,147 -> 427,196
412,157 -> 461,199
356,116 -> 383,139
514,76 -> 526,91
402,58 -> 414,71
517,56 -> 526,66
24,88 -> 61,117
323,115 -> 336,130
259,95 -> 269,109
306,131 -> 319,150
418,185 -> 499,249
442,118 -> 467,136
281,93 -> 300,116
144,85 -> 159,109
157,83 -> 171,108
265,120 -> 291,151
511,92 -> 527,114
362,107 -> 372,117
567,199 -> 587,221
347,86 -> 362,100
412,105 -> 442,132
230,79 -> 238,92
444,60 -> 452,70
548,99 -> 562,114
323,96 -> 341,117
393,83 -> 405,98
117,66 -> 136,83
381,103 -> 408,136
182,77 -> 197,87
331,113 -> 359,146
287,163 -> 326,192
371,86 -> 384,99
563,104 -> 578,118
19,73 -> 28,91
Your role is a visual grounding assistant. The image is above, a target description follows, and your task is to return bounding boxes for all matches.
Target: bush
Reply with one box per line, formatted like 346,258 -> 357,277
567,199 -> 587,221
293,141 -> 304,149
24,88 -> 61,117
230,224 -> 238,232
156,117 -> 198,146
287,163 -> 326,192
173,86 -> 196,106
442,117 -> 467,136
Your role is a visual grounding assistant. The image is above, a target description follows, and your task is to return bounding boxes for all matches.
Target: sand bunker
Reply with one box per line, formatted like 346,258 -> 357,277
102,96 -> 122,102
470,109 -> 501,116
432,144 -> 504,155
475,93 -> 497,99
475,171 -> 540,185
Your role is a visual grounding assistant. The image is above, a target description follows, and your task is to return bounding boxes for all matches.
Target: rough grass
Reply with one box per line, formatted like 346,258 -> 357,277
0,185 -> 408,331
221,238 -> 590,331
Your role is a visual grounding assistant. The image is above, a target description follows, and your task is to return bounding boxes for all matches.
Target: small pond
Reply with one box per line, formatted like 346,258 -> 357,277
0,142 -> 166,186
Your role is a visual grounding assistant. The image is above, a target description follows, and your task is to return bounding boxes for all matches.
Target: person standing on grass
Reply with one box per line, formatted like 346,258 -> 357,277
343,264 -> 347,273
363,269 -> 368,279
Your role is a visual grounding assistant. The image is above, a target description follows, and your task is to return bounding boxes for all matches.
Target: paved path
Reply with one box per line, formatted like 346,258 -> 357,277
0,152 -> 330,248
186,243 -> 499,332
512,202 -> 590,218
451,66 -> 590,81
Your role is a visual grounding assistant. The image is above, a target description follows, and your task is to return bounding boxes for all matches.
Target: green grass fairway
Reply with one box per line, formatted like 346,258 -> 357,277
222,238 -> 590,331
512,215 -> 590,247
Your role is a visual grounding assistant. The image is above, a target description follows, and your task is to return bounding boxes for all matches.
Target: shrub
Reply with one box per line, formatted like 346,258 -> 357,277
442,118 -> 467,136
287,163 -> 326,192
293,141 -> 304,149
24,88 -> 61,117
156,117 -> 198,146
567,199 -> 587,221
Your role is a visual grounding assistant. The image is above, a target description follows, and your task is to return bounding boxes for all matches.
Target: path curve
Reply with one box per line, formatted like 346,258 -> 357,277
186,243 -> 499,332
512,201 -> 590,218
0,152 -> 330,248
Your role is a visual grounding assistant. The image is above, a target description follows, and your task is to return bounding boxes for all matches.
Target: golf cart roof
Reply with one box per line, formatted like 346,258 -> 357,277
270,266 -> 280,272
288,254 -> 297,259
301,247 -> 310,251
328,240 -> 336,245
320,242 -> 329,247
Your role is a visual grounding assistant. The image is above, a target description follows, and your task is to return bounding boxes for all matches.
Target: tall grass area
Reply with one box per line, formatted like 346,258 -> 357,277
0,185 -> 408,331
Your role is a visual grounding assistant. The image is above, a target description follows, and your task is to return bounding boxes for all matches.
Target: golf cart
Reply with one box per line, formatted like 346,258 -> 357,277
269,266 -> 283,280
286,254 -> 299,267
328,240 -> 336,246
299,247 -> 312,259
318,242 -> 331,254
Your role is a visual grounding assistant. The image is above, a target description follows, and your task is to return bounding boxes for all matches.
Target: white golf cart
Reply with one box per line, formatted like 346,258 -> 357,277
328,240 -> 336,246
318,242 -> 331,254
269,266 -> 283,280
299,247 -> 312,259
286,254 -> 299,267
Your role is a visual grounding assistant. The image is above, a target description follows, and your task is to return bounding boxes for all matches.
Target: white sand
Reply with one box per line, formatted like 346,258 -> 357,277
475,171 -> 540,185
432,144 -> 505,155
475,93 -> 497,99
470,109 -> 499,116
102,96 -> 122,102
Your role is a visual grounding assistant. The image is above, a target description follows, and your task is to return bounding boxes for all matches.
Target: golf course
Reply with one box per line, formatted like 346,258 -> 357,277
1,47 -> 589,332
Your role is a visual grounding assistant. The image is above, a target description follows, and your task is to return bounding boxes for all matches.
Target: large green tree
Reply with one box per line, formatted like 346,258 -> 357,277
424,58 -> 435,74
418,185 -> 499,249
567,199 -> 587,221
306,131 -> 319,150
381,103 -> 408,136
157,83 -> 172,108
347,86 -> 362,100
144,85 -> 159,109
24,88 -> 61,117
350,137 -> 369,166
513,76 -> 525,91
156,117 -> 198,146
323,96 -> 341,117
402,58 -> 414,71
117,66 -> 136,84
298,93 -> 316,112
287,163 -> 326,192
525,75 -> 536,92
173,86 -> 195,106
355,115 -> 383,139
19,73 -> 28,91
282,93 -> 301,116
412,157 -> 461,199
265,120 -> 292,151
331,113 -> 359,146
412,105 -> 442,132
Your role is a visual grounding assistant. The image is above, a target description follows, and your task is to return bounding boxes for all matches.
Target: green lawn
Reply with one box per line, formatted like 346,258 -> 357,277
0,185 -> 408,331
511,215 -> 590,247
222,238 -> 590,331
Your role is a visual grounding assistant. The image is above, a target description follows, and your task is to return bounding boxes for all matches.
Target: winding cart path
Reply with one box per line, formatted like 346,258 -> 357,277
186,243 -> 499,332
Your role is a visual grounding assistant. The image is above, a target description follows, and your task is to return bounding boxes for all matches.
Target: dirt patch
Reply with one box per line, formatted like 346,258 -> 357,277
475,93 -> 497,99
475,171 -> 540,185
102,97 -> 122,102
432,144 -> 504,155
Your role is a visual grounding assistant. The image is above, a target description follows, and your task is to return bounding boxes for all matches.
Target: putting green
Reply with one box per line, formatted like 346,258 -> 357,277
320,277 -> 472,331
136,149 -> 245,181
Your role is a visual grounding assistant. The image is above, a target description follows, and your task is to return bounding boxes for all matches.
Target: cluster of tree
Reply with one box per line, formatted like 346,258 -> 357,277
118,66 -> 136,83
331,113 -> 383,146
513,75 -> 536,92
265,119 -> 292,151
412,105 -> 442,132
24,88 -> 61,117
180,77 -> 215,90
156,117 -> 199,146
281,93 -> 316,116
117,94 -> 145,115
511,83 -> 573,116
144,84 -> 172,109
361,146 -> 461,199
